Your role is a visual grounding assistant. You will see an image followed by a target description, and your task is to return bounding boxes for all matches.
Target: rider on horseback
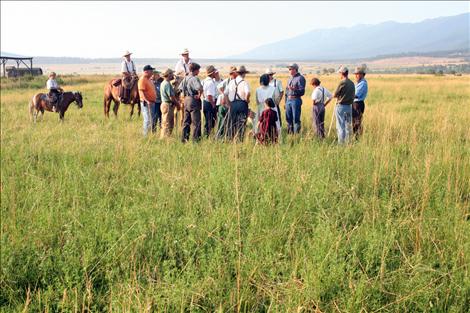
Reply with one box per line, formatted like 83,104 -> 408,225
120,51 -> 137,104
46,72 -> 63,112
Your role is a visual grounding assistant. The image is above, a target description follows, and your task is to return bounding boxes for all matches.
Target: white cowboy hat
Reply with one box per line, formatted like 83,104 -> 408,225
181,48 -> 189,55
265,68 -> 275,75
123,51 -> 132,57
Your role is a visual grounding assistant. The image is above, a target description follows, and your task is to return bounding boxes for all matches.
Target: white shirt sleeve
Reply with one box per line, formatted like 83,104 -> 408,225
47,79 -> 58,89
174,60 -> 183,74
311,88 -> 320,101
121,61 -> 127,73
276,79 -> 283,94
204,79 -> 216,97
243,81 -> 250,95
324,87 -> 332,100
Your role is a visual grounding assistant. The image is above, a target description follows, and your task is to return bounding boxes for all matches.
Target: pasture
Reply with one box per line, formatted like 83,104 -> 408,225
1,73 -> 469,312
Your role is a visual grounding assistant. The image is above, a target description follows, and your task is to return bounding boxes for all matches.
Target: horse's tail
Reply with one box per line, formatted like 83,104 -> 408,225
29,96 -> 35,121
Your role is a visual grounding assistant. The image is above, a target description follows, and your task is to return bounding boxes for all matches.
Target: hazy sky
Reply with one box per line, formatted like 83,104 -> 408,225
1,1 -> 469,59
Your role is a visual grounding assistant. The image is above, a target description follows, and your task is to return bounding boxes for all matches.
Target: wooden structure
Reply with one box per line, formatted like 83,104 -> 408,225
0,55 -> 37,77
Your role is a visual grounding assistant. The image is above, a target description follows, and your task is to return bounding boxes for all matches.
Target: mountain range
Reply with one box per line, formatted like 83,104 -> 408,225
231,13 -> 470,61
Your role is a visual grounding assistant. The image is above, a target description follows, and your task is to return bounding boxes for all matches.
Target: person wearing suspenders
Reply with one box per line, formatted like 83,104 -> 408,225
216,66 -> 238,139
311,78 -> 332,139
224,66 -> 251,142
120,51 -> 136,103
174,48 -> 193,77
202,65 -> 219,138
178,63 -> 203,142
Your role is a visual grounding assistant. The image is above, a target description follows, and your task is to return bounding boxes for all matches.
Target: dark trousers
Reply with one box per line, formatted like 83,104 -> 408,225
312,103 -> 325,139
182,96 -> 202,142
352,101 -> 365,138
203,100 -> 217,137
151,102 -> 162,133
227,100 -> 248,142
285,97 -> 302,134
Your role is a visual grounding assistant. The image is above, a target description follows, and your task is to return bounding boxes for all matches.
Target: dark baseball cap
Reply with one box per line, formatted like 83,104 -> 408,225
143,65 -> 155,71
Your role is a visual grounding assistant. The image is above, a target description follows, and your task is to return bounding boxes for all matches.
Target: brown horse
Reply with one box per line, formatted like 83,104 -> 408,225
29,91 -> 83,122
103,75 -> 140,118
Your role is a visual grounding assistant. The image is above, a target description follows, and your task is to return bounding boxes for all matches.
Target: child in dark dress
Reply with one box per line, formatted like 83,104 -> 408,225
256,98 -> 278,144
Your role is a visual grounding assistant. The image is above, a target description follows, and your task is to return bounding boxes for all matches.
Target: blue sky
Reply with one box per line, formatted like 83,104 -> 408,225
1,1 -> 469,58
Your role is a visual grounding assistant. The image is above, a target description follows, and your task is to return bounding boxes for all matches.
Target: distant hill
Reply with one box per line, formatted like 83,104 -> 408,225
232,13 -> 470,61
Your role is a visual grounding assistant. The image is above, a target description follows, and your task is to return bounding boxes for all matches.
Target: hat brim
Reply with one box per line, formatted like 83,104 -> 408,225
237,70 -> 250,74
123,53 -> 132,57
353,71 -> 365,74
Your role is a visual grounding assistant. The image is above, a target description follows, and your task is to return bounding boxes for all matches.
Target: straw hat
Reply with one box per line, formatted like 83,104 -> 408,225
48,72 -> 56,77
123,51 -> 132,57
229,66 -> 238,74
181,48 -> 189,55
162,68 -> 174,78
206,65 -> 218,76
353,65 -> 366,74
337,65 -> 349,74
265,68 -> 276,75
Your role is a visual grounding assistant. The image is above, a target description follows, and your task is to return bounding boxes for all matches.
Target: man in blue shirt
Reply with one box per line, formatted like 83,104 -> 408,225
285,63 -> 306,134
353,66 -> 368,139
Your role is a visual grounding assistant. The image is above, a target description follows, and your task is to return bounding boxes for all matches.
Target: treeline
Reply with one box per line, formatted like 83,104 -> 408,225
372,63 -> 470,75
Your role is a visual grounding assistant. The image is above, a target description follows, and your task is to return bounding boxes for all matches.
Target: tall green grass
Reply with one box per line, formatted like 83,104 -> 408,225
1,74 -> 469,312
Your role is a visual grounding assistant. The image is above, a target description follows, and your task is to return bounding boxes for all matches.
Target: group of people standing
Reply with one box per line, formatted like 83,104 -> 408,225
120,49 -> 368,144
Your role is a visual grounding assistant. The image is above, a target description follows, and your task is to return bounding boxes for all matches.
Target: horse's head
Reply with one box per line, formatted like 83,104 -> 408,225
73,91 -> 83,108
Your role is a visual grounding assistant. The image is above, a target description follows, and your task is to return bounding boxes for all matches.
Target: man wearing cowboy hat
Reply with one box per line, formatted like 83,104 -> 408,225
120,51 -> 137,103
216,66 -> 238,139
138,65 -> 157,136
333,65 -> 355,144
285,63 -> 306,134
266,68 -> 284,128
353,65 -> 368,139
178,62 -> 203,142
160,68 -> 180,138
224,65 -> 251,141
202,65 -> 219,137
174,48 -> 193,77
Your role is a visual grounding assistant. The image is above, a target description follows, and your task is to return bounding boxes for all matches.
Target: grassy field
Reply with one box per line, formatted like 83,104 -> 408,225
1,73 -> 469,312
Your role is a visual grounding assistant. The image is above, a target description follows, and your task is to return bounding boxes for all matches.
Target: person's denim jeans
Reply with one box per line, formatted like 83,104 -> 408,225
335,104 -> 352,144
151,101 -> 162,133
141,101 -> 153,136
285,97 -> 302,134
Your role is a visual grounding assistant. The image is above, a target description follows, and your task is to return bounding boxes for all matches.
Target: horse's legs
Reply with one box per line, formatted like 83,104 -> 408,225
40,108 -> 45,121
129,103 -> 134,120
59,111 -> 65,121
112,100 -> 120,117
104,96 -> 112,118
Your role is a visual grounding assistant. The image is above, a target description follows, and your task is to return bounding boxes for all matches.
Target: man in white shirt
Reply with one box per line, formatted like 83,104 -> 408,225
216,66 -> 237,139
202,65 -> 218,137
224,65 -> 251,141
266,68 -> 284,128
120,51 -> 137,103
310,77 -> 332,139
174,48 -> 193,77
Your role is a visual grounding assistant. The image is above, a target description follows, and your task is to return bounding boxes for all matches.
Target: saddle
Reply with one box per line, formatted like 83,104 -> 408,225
112,79 -> 122,87
41,93 -> 62,110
